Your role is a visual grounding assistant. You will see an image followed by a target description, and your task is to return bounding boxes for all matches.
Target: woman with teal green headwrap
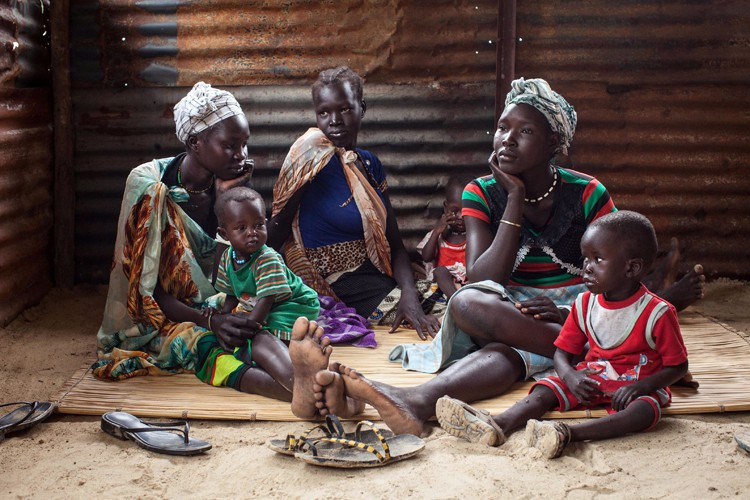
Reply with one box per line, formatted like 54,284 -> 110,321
307,77 -> 703,438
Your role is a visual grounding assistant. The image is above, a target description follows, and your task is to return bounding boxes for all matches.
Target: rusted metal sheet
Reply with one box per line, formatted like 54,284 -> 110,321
73,83 -> 494,282
69,0 -> 497,86
69,0 -> 498,283
68,0 -> 750,285
0,0 -> 51,87
513,0 -> 750,279
0,87 -> 54,326
0,1 -> 53,325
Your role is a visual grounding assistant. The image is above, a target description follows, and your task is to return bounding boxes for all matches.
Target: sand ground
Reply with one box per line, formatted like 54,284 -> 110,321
1,280 -> 750,499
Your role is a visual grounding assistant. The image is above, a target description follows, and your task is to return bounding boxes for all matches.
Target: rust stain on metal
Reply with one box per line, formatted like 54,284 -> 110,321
0,0 -> 53,325
70,0 -> 497,87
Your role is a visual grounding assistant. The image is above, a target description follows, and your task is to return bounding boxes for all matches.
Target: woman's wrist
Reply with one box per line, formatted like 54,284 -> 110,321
506,190 -> 525,205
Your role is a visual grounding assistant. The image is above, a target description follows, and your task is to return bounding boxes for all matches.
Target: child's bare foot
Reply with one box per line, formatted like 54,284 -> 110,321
289,317 -> 331,419
660,264 -> 706,312
336,363 -> 425,436
313,364 -> 365,418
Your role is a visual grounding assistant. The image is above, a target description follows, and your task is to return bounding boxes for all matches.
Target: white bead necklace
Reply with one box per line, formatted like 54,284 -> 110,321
525,167 -> 558,204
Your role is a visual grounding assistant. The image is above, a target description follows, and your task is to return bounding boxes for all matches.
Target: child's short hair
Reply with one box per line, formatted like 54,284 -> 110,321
312,66 -> 364,102
590,210 -> 658,269
214,186 -> 265,226
445,175 -> 473,198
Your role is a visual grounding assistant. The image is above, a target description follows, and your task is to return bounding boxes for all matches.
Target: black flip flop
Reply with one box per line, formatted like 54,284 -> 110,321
0,402 -> 56,442
101,412 -> 211,456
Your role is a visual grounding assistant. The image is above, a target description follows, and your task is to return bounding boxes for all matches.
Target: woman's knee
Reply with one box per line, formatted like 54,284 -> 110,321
448,288 -> 484,322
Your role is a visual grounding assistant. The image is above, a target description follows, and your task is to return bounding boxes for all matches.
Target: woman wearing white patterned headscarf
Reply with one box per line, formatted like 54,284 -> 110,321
94,82 -> 279,396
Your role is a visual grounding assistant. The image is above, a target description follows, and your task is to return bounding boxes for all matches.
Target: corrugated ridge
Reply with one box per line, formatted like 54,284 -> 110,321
73,83 -> 494,282
69,0 -> 497,86
515,1 -> 750,278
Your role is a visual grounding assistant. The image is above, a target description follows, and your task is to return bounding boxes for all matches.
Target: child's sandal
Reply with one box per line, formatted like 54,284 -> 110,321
525,420 -> 571,459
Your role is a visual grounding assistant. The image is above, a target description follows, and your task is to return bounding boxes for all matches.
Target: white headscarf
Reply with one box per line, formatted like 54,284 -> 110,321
505,78 -> 577,155
173,82 -> 244,143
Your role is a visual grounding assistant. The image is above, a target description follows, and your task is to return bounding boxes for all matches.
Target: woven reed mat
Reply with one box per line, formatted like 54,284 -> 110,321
55,311 -> 750,421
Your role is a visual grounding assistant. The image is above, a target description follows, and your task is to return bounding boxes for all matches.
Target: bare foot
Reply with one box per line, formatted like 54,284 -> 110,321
313,364 -> 365,418
660,264 -> 706,312
289,317 -> 331,419
336,363 -> 425,436
645,237 -> 681,292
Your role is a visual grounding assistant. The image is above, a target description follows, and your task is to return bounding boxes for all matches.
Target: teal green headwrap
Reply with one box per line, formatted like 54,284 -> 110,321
505,78 -> 577,155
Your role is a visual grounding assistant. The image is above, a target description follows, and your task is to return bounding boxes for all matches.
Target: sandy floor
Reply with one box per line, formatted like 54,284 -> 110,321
1,280 -> 750,498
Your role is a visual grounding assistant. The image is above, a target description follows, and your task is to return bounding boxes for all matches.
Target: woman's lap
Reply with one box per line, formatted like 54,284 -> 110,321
330,260 -> 397,317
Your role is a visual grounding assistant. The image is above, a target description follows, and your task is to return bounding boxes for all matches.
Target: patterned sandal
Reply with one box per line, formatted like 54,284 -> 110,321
294,420 -> 425,468
268,414 -> 395,456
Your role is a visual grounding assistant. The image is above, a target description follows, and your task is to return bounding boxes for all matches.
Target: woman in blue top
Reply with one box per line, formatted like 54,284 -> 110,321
269,66 -> 441,340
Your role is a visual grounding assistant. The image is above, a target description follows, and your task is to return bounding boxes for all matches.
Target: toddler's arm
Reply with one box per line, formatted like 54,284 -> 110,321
245,295 -> 275,330
421,214 -> 450,262
611,361 -> 688,411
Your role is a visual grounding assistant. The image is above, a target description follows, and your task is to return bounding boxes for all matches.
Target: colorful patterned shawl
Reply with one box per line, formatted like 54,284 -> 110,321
93,158 -> 218,380
272,128 -> 392,300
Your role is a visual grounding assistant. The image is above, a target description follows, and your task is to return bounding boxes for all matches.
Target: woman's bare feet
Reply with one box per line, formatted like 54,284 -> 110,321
334,363 -> 426,436
312,363 -> 365,418
644,237 -> 680,292
289,317 -> 331,419
660,264 -> 706,312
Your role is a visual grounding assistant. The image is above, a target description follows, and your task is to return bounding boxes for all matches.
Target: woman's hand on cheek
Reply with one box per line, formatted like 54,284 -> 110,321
390,295 -> 441,340
488,152 -> 525,198
215,161 -> 254,194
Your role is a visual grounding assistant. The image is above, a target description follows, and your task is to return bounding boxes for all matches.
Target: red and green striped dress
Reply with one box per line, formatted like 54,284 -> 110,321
462,167 -> 616,289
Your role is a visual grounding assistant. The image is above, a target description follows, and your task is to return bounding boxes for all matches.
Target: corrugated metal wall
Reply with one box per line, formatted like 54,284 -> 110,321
0,1 -> 53,325
514,0 -> 750,278
69,0 -> 498,282
68,0 -> 750,284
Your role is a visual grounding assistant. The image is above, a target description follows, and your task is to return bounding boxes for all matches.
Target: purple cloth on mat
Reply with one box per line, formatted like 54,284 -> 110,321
316,295 -> 377,348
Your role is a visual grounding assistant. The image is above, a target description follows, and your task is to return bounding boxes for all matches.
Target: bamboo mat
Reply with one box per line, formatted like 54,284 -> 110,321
55,311 -> 750,421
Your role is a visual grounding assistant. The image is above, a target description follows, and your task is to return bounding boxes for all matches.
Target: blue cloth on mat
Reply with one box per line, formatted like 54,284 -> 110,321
388,279 -> 587,373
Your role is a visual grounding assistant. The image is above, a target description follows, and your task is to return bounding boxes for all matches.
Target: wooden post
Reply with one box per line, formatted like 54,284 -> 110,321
51,0 -> 75,287
496,0 -> 517,124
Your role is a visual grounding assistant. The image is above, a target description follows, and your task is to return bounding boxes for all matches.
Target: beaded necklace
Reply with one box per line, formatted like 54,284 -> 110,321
178,162 -> 215,194
525,167 -> 558,204
232,250 -> 246,265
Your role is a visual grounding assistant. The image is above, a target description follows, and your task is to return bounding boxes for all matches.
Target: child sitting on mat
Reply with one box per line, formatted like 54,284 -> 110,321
437,210 -> 690,458
212,186 -> 320,351
196,186 -> 320,395
417,176 -> 469,300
